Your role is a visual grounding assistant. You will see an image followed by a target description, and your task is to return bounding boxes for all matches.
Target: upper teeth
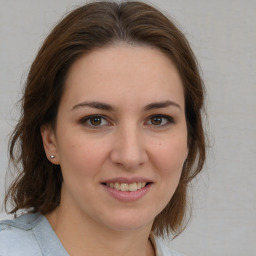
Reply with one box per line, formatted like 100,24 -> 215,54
106,182 -> 147,192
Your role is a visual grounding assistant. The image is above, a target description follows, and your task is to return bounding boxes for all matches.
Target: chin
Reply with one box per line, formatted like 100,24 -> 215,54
99,210 -> 154,232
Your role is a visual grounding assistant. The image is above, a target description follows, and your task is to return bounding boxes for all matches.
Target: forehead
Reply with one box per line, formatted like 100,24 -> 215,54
61,44 -> 184,109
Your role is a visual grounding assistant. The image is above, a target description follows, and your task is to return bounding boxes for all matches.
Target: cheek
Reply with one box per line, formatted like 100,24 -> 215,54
57,134 -> 109,177
150,136 -> 187,213
151,135 -> 187,179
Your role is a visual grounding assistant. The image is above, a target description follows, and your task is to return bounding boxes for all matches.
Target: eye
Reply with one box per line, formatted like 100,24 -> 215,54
80,115 -> 110,128
146,115 -> 174,127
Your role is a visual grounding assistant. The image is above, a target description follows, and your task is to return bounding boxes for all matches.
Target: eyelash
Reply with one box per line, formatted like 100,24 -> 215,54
79,114 -> 174,128
80,115 -> 111,128
146,114 -> 174,127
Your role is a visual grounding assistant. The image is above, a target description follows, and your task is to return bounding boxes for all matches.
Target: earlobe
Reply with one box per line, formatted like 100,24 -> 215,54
41,124 -> 59,164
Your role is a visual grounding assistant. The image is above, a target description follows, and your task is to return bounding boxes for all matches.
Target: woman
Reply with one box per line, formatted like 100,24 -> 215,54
0,1 -> 206,255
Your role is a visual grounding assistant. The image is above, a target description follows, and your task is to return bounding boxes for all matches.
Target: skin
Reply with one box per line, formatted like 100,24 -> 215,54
41,44 -> 188,256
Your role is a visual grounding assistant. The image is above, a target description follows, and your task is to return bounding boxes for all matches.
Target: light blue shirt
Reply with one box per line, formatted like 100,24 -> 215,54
0,213 -> 185,256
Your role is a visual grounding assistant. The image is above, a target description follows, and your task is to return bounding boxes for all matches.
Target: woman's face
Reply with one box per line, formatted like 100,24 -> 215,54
42,44 -> 188,232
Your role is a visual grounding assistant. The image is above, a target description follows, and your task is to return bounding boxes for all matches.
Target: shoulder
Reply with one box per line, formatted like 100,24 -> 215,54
150,233 -> 186,256
0,213 -> 43,256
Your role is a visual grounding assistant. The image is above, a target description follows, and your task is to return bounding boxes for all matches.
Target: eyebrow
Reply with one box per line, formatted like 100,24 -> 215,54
72,101 -> 115,111
72,100 -> 181,112
144,100 -> 181,111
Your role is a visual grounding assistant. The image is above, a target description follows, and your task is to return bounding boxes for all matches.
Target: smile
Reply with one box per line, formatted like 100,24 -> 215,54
105,182 -> 147,192
101,178 -> 153,202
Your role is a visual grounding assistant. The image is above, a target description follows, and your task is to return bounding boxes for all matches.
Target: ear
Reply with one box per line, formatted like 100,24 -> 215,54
41,124 -> 60,164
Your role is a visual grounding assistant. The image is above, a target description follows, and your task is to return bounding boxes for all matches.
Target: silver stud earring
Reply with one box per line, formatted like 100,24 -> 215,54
50,155 -> 55,159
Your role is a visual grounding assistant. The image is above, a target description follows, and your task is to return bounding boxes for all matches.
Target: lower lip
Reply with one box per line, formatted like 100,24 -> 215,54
102,183 -> 152,202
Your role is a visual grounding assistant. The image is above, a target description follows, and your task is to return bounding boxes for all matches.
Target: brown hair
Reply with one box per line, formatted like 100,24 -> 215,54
5,1 -> 206,237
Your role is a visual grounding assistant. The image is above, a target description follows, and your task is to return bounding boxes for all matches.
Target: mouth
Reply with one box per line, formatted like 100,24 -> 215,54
102,182 -> 152,192
101,179 -> 153,202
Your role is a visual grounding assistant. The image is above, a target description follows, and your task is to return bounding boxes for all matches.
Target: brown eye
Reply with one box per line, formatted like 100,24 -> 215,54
89,116 -> 102,126
80,115 -> 109,128
151,116 -> 163,125
147,115 -> 174,127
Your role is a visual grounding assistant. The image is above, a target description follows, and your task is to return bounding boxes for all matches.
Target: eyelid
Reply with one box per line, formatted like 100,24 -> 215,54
145,114 -> 174,127
80,114 -> 111,128
79,114 -> 174,129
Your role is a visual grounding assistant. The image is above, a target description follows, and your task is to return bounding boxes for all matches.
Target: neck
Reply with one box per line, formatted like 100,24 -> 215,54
46,206 -> 155,256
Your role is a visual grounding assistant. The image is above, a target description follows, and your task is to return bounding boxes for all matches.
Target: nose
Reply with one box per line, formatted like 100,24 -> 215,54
110,124 -> 148,170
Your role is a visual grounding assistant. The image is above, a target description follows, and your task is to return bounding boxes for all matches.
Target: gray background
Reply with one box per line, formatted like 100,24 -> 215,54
0,0 -> 255,255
